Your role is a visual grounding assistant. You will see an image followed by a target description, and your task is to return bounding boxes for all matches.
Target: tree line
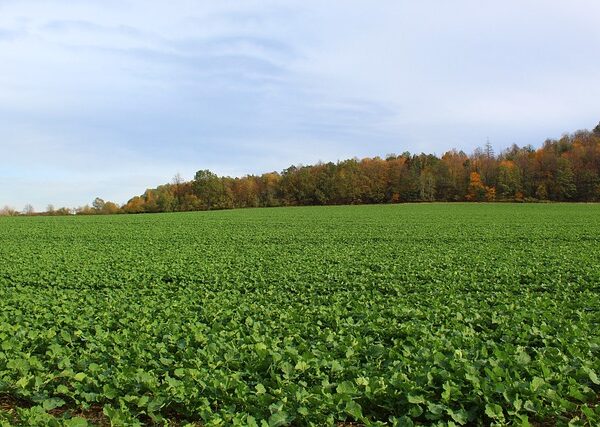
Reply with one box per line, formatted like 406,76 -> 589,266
4,123 -> 600,216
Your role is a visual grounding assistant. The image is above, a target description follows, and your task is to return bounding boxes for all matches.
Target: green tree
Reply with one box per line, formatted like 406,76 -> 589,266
496,160 -> 522,199
154,185 -> 176,212
419,168 -> 436,201
193,169 -> 223,210
536,184 -> 548,200
556,158 -> 576,200
92,197 -> 106,212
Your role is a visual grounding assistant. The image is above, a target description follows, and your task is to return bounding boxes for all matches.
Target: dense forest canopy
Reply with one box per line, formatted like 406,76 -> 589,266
3,124 -> 600,216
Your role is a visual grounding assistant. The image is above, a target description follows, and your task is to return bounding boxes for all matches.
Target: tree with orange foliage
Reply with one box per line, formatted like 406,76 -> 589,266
466,172 -> 486,201
123,196 -> 145,213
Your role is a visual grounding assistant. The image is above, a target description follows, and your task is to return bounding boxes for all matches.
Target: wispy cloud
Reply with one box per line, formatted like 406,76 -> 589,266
0,27 -> 21,40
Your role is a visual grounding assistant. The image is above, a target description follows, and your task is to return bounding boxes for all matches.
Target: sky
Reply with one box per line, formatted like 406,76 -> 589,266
1,1 -> 599,209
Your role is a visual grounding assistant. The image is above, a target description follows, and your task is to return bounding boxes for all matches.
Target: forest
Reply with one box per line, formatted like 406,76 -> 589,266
4,124 -> 600,215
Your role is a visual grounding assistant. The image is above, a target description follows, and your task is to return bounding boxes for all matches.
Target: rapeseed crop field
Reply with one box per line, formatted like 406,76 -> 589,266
0,204 -> 599,426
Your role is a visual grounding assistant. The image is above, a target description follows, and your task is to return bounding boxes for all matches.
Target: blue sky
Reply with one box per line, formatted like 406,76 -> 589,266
1,1 -> 599,209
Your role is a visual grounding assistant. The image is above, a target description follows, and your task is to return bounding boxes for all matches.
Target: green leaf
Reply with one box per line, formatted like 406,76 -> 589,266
447,408 -> 468,425
530,377 -> 545,392
485,403 -> 504,420
517,415 -> 531,427
407,394 -> 425,404
336,381 -> 357,395
56,384 -> 70,395
294,360 -> 309,371
441,381 -> 452,400
391,415 -> 414,427
330,360 -> 343,372
516,350 -> 531,365
580,405 -> 595,420
147,397 -> 165,413
73,372 -> 87,382
42,397 -> 65,411
64,417 -> 89,427
345,400 -> 363,420
137,395 -> 149,407
268,411 -> 288,427
427,402 -> 445,417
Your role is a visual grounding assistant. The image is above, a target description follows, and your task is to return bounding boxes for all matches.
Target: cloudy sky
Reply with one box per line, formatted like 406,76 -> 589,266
1,1 -> 599,209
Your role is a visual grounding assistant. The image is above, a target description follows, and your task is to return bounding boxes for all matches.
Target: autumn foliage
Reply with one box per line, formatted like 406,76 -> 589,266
118,127 -> 600,213
26,124 -> 600,215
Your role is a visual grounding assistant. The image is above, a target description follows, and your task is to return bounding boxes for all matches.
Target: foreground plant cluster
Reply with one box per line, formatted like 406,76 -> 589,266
0,204 -> 599,426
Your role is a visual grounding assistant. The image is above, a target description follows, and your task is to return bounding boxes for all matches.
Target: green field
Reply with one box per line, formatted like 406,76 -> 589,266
0,204 -> 599,426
